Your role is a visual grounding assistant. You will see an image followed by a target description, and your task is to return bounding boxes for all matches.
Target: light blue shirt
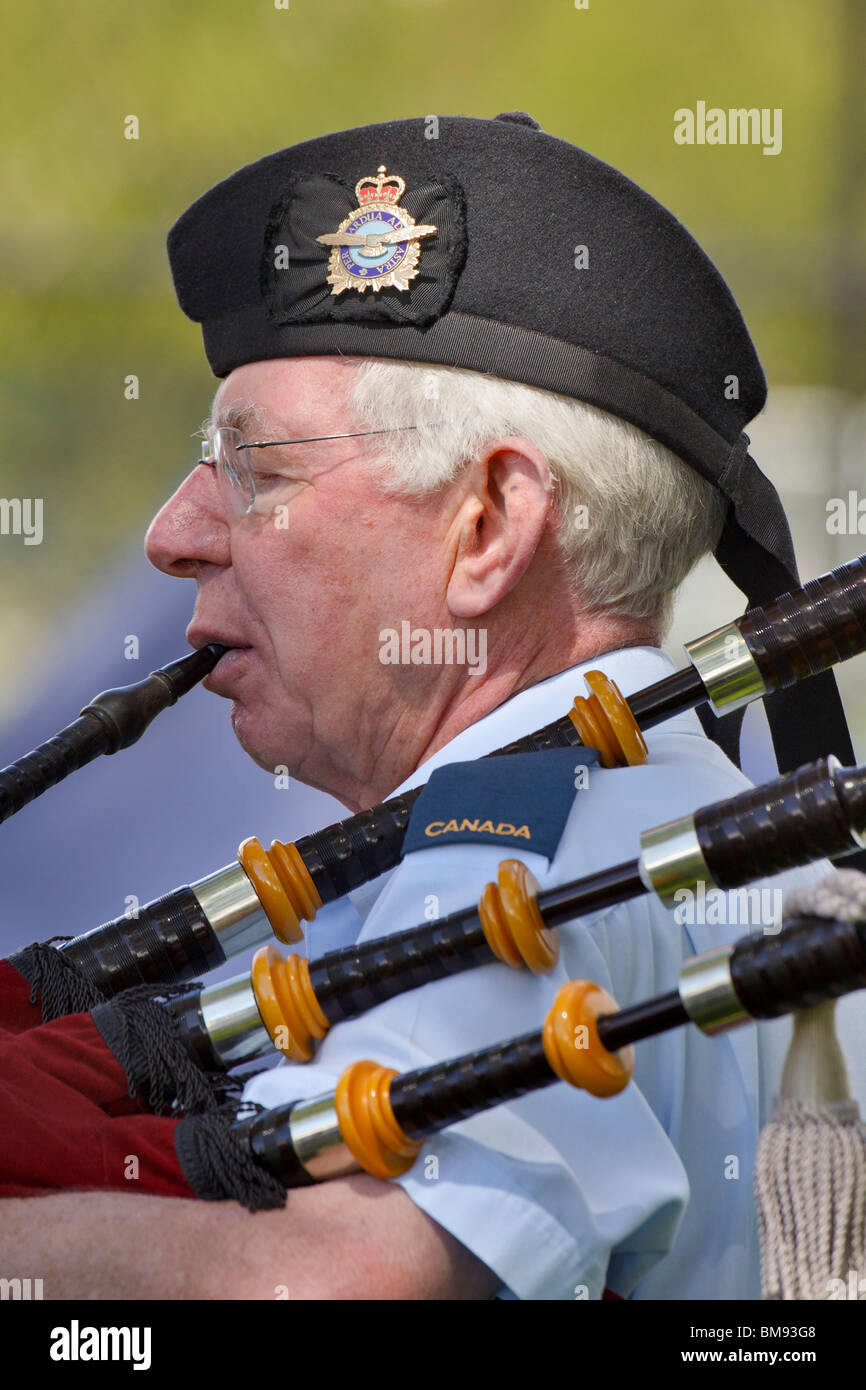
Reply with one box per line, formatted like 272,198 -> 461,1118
243,647 -> 864,1300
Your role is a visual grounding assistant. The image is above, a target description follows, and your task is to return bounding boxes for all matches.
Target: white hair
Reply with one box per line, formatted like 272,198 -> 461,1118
337,357 -> 727,631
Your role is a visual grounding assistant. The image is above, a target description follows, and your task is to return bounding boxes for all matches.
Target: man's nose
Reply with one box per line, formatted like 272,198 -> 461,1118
144,465 -> 231,578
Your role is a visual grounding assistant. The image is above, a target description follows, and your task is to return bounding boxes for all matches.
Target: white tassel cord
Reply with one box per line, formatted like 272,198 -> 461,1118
756,1093 -> 866,1300
754,870 -> 866,1301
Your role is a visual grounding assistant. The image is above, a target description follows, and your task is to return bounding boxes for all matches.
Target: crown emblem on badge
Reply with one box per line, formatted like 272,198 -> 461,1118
315,165 -> 438,295
356,168 -> 405,205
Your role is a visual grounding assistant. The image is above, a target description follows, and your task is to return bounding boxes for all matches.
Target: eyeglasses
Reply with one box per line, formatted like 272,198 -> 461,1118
198,425 -> 423,518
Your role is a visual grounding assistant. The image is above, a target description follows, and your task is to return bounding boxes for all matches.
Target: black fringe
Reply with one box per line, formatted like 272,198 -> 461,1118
8,940 -> 106,1021
90,984 -> 245,1117
174,1107 -> 287,1211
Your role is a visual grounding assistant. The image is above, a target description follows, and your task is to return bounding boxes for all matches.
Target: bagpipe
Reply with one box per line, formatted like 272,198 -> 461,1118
3,552 -> 865,1010
1,836 -> 865,1299
2,552 -> 866,1299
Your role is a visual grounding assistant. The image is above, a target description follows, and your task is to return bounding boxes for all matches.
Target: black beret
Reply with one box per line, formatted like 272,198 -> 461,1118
168,111 -> 764,474
166,111 -> 858,779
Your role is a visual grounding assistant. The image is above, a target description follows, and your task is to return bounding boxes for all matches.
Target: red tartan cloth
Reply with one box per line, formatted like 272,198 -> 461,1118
0,958 -> 632,1254
0,956 -> 46,1035
0,993 -> 194,1199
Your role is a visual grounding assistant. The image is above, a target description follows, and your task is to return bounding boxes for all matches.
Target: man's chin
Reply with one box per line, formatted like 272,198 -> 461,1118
229,702 -> 282,773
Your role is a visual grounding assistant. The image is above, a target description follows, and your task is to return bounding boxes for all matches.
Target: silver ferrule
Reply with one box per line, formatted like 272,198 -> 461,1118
639,814 -> 714,907
678,945 -> 750,1035
191,861 -> 272,959
684,622 -> 768,716
831,757 -> 866,848
199,974 -> 272,1068
288,1094 -> 359,1182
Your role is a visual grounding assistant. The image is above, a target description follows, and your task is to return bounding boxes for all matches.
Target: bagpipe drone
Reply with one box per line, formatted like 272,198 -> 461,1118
1,839 -> 865,1298
2,552 -> 866,1299
2,551 -> 865,1013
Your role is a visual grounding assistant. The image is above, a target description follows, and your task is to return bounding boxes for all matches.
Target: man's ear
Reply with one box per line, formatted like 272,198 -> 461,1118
446,437 -> 553,620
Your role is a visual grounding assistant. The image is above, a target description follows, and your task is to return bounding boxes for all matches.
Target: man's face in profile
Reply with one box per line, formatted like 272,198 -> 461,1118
144,357 -> 461,800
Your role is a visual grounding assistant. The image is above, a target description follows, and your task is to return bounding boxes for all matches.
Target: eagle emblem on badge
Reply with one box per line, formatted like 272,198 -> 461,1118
315,166 -> 437,295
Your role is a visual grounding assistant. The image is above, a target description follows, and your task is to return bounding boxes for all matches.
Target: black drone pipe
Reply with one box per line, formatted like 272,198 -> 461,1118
27,756 -> 866,1079
212,898 -> 866,1192
0,644 -> 228,824
161,756 -> 866,1074
17,553 -> 866,998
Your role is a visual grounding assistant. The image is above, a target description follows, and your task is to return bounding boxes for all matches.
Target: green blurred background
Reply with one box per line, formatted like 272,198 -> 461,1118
1,0 -> 864,745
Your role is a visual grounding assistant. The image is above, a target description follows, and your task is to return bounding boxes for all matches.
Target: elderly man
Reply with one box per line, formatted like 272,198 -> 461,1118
1,111 -> 861,1301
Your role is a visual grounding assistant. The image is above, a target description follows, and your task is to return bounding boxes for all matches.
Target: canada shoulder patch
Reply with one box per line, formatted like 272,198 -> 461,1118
402,747 -> 599,860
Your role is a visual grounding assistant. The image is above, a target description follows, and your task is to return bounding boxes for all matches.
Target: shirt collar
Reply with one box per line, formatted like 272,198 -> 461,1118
388,645 -> 695,797
347,647 -> 698,922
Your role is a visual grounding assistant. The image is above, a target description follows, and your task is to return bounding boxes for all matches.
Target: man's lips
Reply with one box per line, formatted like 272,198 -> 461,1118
187,631 -> 254,689
201,648 -> 254,695
187,629 -> 252,657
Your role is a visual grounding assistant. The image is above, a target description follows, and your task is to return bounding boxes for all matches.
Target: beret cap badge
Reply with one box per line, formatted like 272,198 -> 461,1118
314,165 -> 438,296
